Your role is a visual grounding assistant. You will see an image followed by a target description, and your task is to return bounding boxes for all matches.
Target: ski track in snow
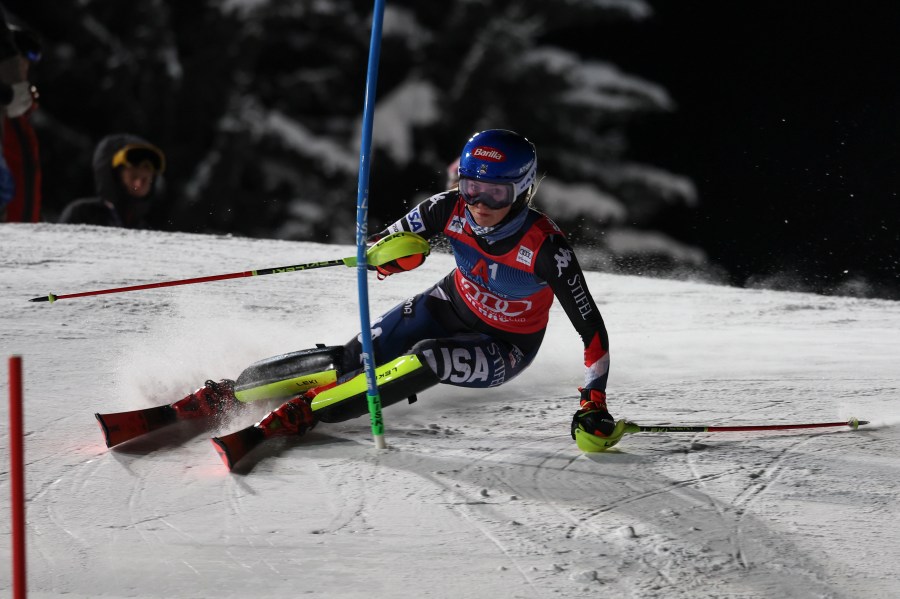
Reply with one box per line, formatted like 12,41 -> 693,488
1,223 -> 899,598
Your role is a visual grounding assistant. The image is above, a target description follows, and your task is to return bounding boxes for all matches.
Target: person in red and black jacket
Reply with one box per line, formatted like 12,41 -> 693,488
1,24 -> 42,223
0,5 -> 23,217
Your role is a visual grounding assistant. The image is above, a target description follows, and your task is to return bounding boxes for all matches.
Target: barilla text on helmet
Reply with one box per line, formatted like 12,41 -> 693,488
471,146 -> 505,162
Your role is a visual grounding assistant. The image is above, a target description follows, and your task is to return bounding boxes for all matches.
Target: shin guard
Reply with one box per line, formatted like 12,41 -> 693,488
234,345 -> 343,403
311,354 -> 439,423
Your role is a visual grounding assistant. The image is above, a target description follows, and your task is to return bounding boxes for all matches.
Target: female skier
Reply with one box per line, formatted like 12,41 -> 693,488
174,129 -> 625,456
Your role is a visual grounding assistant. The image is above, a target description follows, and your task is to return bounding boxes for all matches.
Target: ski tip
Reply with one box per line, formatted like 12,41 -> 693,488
94,413 -> 114,448
211,437 -> 235,471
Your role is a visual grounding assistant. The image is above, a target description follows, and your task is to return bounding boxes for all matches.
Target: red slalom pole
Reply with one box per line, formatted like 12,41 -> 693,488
9,355 -> 26,599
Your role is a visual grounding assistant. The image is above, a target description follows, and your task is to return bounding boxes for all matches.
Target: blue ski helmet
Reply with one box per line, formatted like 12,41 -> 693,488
458,129 -> 537,204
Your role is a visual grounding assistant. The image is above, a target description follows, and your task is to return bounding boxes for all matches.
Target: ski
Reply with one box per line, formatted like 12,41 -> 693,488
95,381 -> 238,448
95,404 -> 180,448
211,425 -> 267,470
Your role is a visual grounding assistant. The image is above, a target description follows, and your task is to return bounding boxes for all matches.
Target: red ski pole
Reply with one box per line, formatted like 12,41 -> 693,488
625,417 -> 868,434
28,259 -> 346,303
27,232 -> 429,304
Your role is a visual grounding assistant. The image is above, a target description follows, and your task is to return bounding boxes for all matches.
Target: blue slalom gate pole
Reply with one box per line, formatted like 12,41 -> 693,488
355,0 -> 387,449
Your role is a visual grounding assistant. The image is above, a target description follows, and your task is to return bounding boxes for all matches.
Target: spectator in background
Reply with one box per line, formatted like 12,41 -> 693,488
59,133 -> 166,228
0,3 -> 21,218
2,24 -> 42,222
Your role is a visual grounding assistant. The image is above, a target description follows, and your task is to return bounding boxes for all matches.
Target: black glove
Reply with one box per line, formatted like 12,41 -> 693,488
571,388 -> 615,439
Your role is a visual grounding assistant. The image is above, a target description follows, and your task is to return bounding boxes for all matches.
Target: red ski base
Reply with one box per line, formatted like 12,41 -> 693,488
95,405 -> 178,448
211,425 -> 266,470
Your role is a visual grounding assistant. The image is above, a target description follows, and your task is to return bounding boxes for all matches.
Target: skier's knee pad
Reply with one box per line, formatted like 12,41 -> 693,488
312,353 -> 440,423
234,344 -> 344,403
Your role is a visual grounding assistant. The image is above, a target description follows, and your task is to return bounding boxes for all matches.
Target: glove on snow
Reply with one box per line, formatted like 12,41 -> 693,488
571,388 -> 616,439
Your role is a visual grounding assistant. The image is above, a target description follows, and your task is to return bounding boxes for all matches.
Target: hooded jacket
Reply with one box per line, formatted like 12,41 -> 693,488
58,134 -> 162,228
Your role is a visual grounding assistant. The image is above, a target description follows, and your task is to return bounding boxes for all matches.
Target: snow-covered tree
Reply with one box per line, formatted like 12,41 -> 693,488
18,0 -> 714,277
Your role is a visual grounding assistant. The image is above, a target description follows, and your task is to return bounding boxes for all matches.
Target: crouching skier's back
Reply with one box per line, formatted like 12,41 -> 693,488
172,129 -> 625,467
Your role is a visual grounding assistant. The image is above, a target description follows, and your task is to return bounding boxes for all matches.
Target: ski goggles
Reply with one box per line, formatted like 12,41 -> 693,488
111,144 -> 166,174
459,177 -> 515,209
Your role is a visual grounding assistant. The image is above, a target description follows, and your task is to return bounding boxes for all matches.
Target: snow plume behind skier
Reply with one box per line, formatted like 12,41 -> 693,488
109,129 -> 626,465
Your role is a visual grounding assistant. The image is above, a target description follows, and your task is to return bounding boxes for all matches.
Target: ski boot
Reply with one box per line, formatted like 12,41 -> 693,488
256,395 -> 317,438
171,379 -> 238,419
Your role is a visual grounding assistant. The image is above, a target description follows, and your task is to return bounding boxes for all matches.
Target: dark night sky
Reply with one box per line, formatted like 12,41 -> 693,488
560,1 -> 900,296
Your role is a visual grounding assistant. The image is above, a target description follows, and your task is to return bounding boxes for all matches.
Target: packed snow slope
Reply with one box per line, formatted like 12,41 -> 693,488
1,223 -> 899,599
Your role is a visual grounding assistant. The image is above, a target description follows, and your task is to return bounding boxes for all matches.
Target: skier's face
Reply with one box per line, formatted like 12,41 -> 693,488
466,201 -> 512,228
120,164 -> 156,198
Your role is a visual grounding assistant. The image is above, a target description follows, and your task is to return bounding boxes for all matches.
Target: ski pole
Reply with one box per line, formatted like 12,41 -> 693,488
624,417 -> 868,435
28,231 -> 429,304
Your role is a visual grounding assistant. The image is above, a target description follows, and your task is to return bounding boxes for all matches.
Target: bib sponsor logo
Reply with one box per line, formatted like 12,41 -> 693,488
459,277 -> 532,320
448,215 -> 465,234
472,146 -> 505,162
516,245 -> 534,267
